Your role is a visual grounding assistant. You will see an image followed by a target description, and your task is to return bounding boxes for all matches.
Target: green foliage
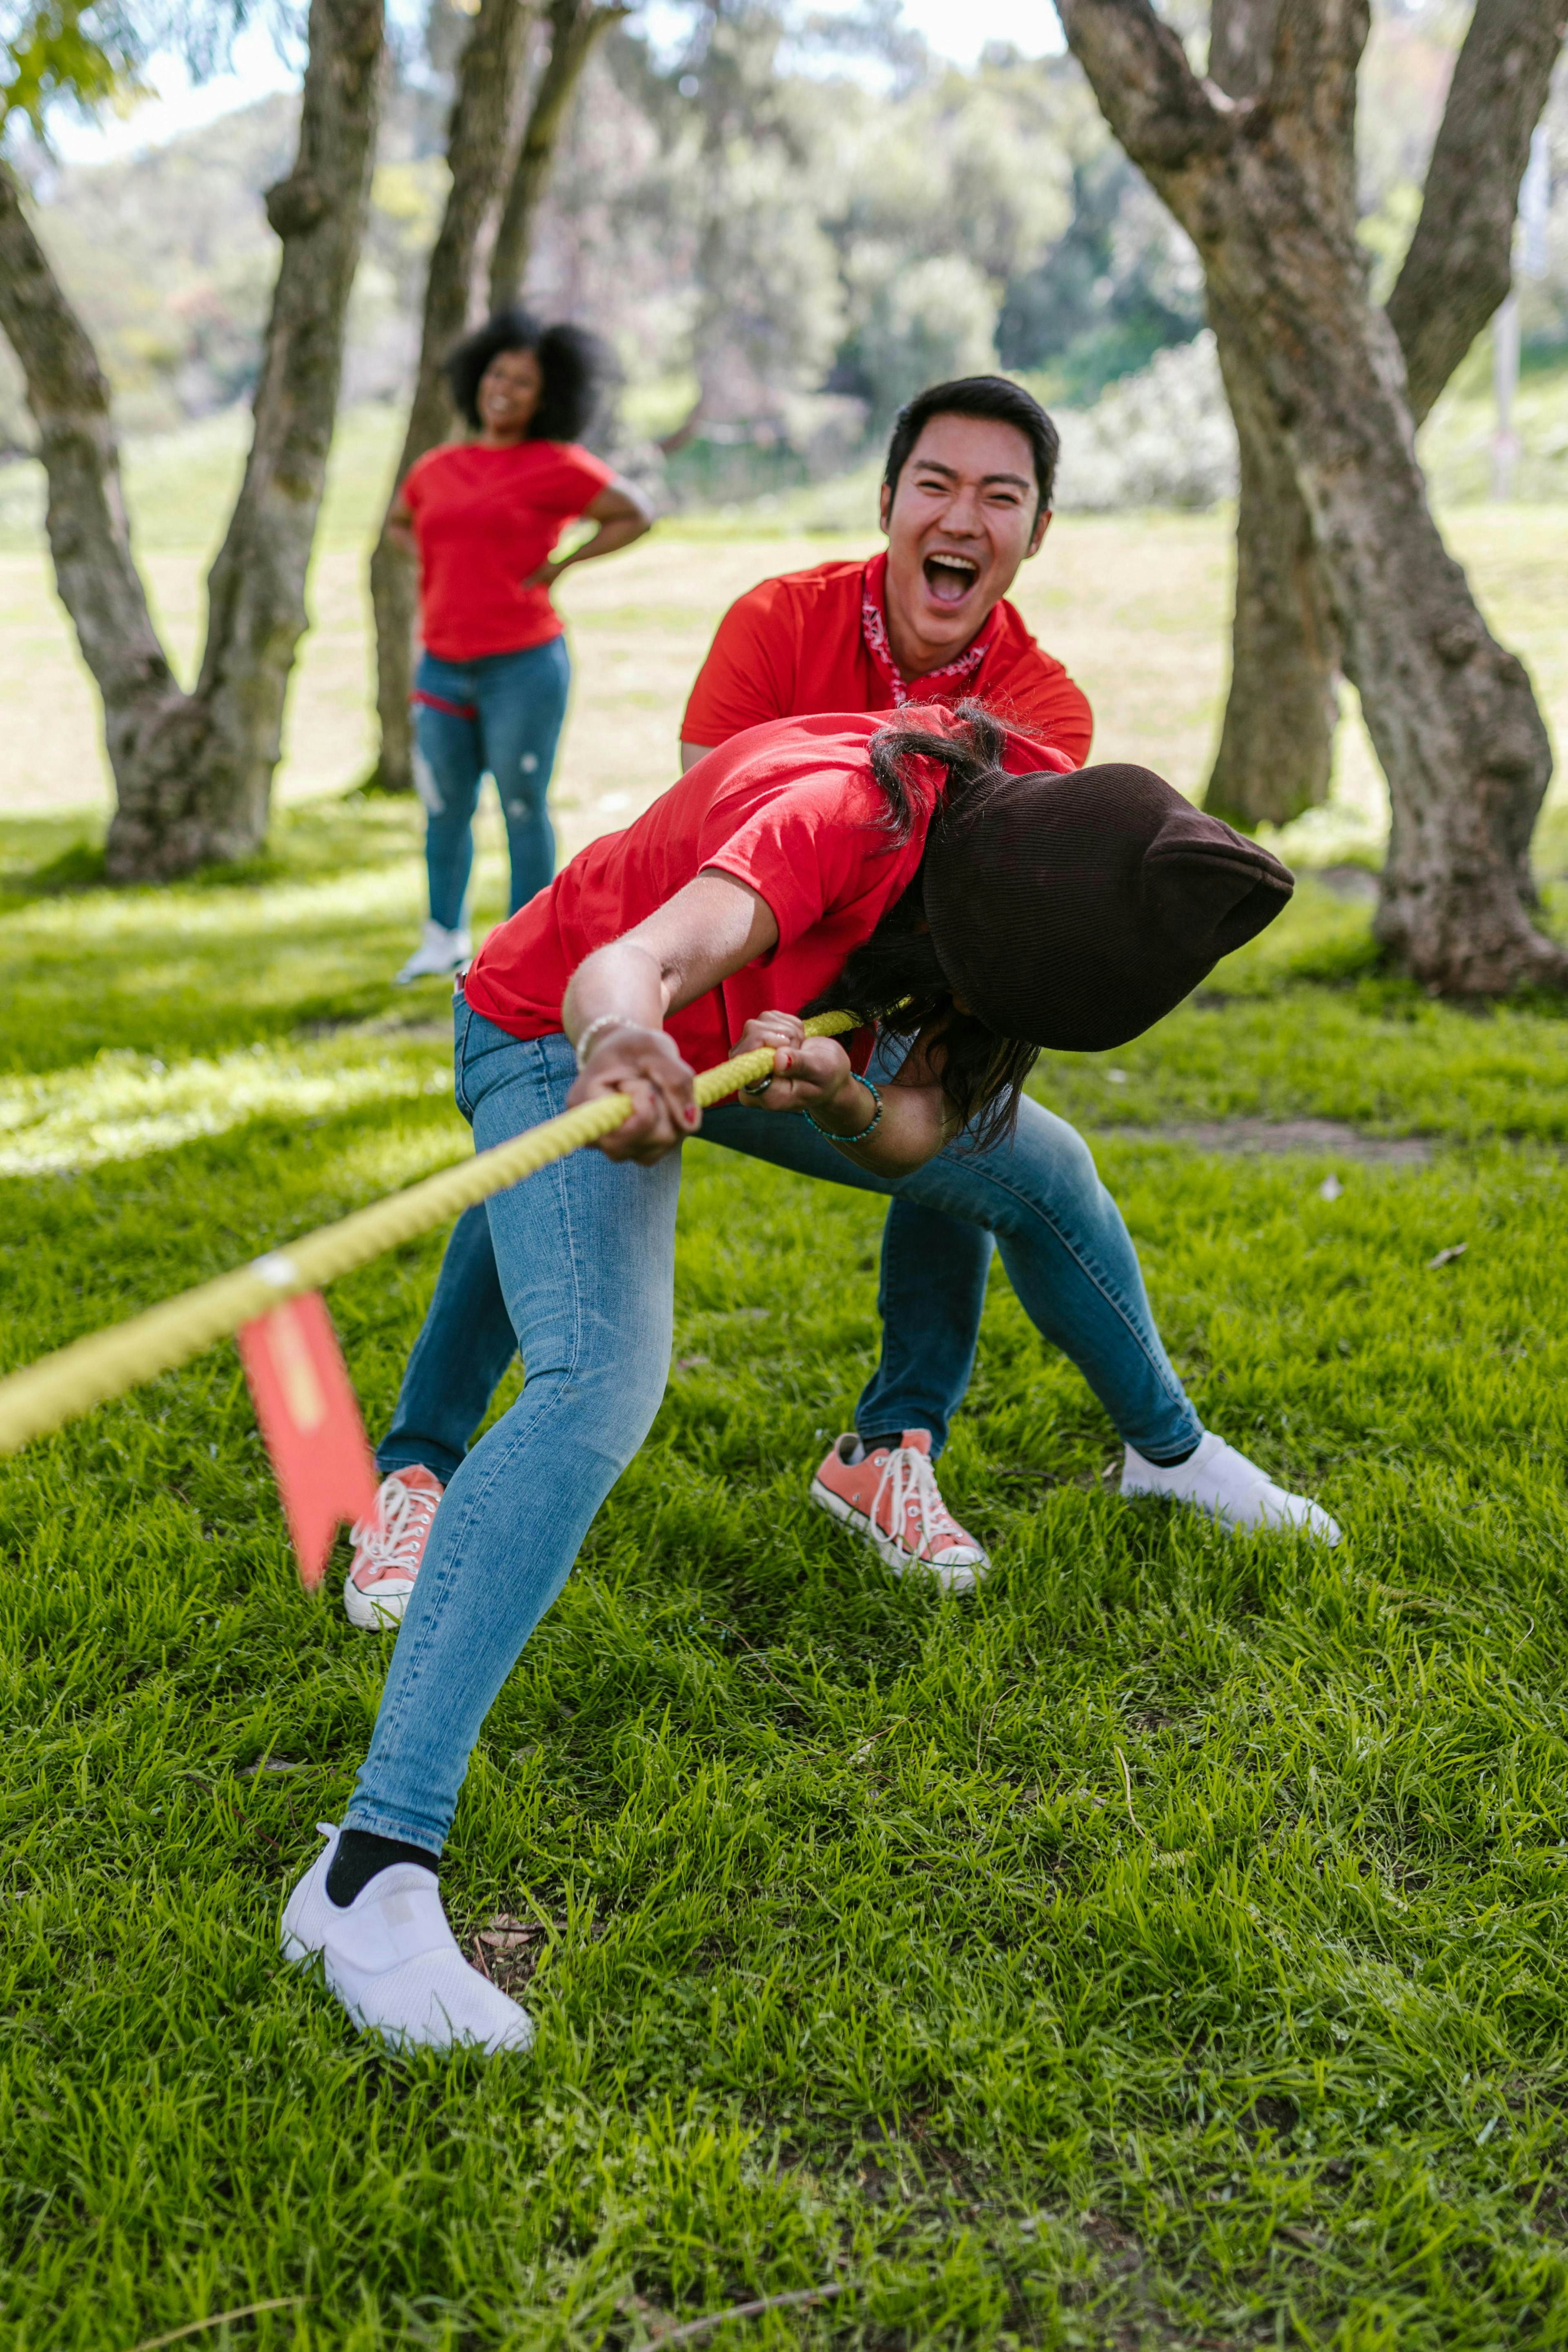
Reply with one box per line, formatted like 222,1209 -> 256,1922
0,0 -> 140,146
4,800 -> 1568,2343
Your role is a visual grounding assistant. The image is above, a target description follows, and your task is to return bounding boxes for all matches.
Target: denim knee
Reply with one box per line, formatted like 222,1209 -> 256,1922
976,1102 -> 1107,1243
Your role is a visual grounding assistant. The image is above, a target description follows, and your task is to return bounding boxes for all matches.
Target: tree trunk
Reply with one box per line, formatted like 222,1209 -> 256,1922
1201,0 -> 1339,832
0,163 -> 183,801
1200,0 -> 1564,833
1059,0 -> 1563,994
1,0 -> 383,878
487,0 -> 626,310
367,0 -> 535,795
1203,290 -> 1339,831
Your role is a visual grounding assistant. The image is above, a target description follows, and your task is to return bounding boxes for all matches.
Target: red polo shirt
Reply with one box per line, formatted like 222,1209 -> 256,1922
680,553 -> 1092,765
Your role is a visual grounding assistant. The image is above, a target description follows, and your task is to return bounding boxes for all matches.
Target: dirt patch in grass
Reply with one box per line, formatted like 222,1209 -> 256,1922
1100,1116 -> 1433,1162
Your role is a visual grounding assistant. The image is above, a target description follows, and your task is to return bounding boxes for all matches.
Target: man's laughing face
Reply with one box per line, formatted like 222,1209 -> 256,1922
880,412 -> 1051,673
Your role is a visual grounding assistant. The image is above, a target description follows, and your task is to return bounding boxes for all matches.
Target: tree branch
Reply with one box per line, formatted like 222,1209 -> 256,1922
1213,0 -> 1278,98
1387,0 -> 1568,427
196,0 -> 385,710
389,0 -> 532,492
365,0 -> 532,793
0,159 -> 172,716
1208,0 -> 1281,100
488,0 -> 628,309
1054,0 -> 1226,187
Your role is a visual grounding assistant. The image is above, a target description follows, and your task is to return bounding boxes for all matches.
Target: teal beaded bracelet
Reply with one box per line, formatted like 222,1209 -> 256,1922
804,1074 -> 883,1146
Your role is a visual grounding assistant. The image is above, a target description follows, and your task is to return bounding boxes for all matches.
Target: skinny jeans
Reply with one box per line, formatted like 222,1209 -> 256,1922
377,1016 -> 1201,1485
349,1005 -> 1202,1853
413,637 -> 572,930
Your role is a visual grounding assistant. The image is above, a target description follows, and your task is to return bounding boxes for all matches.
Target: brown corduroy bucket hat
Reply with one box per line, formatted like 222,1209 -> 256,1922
923,762 -> 1294,1051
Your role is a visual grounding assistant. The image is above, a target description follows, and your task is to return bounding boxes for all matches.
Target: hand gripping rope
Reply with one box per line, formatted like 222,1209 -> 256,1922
0,1012 -> 860,1459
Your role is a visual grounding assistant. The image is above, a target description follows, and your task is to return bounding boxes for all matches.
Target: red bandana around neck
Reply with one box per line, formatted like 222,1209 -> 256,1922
860,552 -> 996,707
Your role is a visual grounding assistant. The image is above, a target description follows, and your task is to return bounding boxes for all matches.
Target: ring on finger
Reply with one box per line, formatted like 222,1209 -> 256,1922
742,1074 -> 773,1096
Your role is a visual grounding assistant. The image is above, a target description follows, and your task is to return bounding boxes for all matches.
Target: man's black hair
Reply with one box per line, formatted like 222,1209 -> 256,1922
882,376 -> 1060,520
443,307 -> 608,441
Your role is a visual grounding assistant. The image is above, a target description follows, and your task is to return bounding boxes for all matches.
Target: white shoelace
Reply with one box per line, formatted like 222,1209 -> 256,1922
351,1474 -> 440,1578
872,1444 -> 965,1560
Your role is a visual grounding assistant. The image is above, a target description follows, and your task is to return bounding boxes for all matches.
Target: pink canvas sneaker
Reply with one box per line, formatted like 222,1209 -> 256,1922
809,1431 -> 989,1594
343,1466 -> 444,1629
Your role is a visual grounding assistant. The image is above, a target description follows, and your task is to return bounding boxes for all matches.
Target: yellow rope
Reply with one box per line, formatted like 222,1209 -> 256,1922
0,1012 -> 860,1458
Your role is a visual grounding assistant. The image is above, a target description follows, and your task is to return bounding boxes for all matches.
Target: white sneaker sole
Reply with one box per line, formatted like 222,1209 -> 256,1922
1120,1482 -> 1341,1546
395,960 -> 466,987
342,1572 -> 414,1630
808,1476 -> 984,1595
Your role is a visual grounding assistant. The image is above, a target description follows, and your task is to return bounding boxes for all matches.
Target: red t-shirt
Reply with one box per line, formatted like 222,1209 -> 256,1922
462,708 -> 1073,1073
681,554 -> 1093,766
403,439 -> 615,662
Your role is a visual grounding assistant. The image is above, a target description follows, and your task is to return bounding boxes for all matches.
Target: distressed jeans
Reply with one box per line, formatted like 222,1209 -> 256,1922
413,637 -> 572,930
376,998 -> 1201,1485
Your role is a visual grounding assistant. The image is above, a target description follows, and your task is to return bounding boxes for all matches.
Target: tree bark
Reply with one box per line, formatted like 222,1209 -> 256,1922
1201,0 -> 1564,832
1203,289 -> 1340,831
1201,0 -> 1339,831
367,0 -> 534,795
1207,0 -> 1278,100
1059,0 -> 1563,993
487,0 -> 627,310
1387,0 -> 1568,428
0,0 -> 384,878
0,162 -> 182,798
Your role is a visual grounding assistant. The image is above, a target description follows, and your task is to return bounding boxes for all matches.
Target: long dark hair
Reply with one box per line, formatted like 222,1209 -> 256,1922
443,307 -> 607,441
805,702 -> 1040,1146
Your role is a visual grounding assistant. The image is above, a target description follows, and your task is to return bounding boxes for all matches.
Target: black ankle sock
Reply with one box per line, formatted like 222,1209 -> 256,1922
857,1430 -> 910,1457
326,1828 -> 439,1908
1140,1439 -> 1200,1468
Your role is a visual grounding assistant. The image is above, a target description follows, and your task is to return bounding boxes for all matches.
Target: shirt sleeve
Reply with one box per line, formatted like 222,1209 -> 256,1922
681,584 -> 797,748
985,622 -> 1095,767
699,773 -> 903,953
548,444 -> 617,515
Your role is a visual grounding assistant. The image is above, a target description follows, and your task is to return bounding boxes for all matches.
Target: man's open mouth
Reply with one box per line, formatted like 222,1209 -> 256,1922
922,552 -> 980,607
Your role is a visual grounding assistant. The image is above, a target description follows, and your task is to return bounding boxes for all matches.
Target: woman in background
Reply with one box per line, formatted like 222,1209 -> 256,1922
388,309 -> 653,984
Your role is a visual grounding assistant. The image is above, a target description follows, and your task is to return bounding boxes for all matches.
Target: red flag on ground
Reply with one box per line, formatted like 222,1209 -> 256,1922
237,1292 -> 380,1592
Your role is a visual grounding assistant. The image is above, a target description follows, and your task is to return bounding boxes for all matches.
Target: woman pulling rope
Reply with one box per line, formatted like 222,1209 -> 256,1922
283,702 -> 1295,2054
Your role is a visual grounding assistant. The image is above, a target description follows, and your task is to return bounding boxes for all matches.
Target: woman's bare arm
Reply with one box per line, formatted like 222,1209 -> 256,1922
561,873 -> 952,1174
561,871 -> 777,1163
725,1012 -> 954,1179
526,479 -> 653,587
385,492 -> 417,559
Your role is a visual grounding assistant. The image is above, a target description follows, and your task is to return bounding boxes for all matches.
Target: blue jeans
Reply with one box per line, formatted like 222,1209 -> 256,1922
351,1012 -> 1201,1850
378,1021 -> 1200,1488
413,637 -> 572,930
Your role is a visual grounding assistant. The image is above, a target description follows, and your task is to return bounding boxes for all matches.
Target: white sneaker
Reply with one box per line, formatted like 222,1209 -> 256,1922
345,1466 -> 444,1629
1121,1430 -> 1340,1544
395,921 -> 471,985
281,1824 -> 535,2056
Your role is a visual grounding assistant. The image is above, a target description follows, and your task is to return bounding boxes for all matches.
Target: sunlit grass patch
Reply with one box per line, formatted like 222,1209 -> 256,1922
0,1036 -> 455,1175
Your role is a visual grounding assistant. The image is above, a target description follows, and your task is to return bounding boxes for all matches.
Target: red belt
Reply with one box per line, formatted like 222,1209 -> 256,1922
411,688 -> 479,720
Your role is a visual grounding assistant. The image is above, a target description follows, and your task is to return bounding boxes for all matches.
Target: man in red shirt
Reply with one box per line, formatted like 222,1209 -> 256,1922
345,376 -> 1336,1630
679,387 -> 1090,768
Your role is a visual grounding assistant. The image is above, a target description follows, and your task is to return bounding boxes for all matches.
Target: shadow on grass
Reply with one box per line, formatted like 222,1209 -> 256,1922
0,792 -> 423,913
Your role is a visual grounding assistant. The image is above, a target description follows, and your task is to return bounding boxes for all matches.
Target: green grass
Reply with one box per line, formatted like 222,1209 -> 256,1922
5,804 -> 1568,2349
